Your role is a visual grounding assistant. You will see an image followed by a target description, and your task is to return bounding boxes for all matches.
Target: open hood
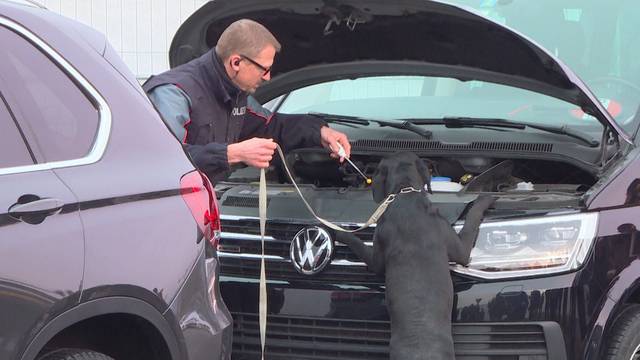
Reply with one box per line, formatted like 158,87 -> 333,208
170,0 -> 631,143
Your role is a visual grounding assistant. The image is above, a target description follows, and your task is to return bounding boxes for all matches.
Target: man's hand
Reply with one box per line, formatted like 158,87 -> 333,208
320,126 -> 351,162
227,137 -> 277,168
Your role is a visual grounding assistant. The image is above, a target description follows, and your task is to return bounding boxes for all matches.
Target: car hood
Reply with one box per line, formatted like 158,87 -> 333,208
171,0 -> 631,143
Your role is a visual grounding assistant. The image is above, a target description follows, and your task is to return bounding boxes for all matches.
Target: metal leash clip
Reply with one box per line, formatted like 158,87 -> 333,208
400,186 -> 422,194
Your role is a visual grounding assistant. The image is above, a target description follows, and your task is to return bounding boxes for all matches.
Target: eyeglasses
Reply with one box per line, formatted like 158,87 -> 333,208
240,54 -> 272,76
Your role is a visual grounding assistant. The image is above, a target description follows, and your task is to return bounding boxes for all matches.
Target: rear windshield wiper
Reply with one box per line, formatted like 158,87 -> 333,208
404,116 -> 599,147
308,112 -> 432,139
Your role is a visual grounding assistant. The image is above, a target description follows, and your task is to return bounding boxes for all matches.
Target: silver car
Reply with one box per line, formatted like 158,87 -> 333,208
0,1 -> 232,359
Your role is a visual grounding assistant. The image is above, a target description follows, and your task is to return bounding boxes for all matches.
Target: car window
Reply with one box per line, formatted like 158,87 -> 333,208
278,76 -> 601,130
0,25 -> 99,163
445,0 -> 640,131
0,92 -> 34,169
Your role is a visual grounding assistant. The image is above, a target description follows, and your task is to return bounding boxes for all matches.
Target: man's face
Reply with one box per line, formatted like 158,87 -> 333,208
232,45 -> 276,93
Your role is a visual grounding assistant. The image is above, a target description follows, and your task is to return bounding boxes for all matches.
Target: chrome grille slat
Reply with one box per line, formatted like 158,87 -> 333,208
219,219 -> 381,283
220,257 -> 380,283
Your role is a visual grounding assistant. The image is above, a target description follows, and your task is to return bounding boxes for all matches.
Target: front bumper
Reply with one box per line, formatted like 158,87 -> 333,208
217,218 -> 608,360
220,274 -> 578,360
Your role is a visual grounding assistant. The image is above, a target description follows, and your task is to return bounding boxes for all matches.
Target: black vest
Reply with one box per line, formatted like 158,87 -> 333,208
143,50 -> 247,147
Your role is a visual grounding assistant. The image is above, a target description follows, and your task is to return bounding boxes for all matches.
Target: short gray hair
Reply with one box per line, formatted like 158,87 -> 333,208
215,19 -> 281,60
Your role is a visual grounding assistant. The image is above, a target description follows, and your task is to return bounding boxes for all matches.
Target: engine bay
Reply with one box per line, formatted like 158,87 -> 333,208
226,148 -> 597,195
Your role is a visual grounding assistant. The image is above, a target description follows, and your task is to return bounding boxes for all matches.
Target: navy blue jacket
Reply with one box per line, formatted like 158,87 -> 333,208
143,49 -> 326,181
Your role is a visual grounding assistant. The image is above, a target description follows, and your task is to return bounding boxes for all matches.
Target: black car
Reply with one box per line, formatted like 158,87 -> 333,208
0,1 -> 231,360
172,0 -> 640,359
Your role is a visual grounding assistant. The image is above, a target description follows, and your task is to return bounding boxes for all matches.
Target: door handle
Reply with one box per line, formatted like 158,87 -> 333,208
8,195 -> 64,224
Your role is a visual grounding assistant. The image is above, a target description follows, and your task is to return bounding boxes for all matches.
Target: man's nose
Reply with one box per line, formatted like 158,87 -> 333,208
262,72 -> 271,81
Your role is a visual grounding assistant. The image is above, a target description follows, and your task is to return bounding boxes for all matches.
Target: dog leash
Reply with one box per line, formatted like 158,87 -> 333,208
274,144 -> 401,232
258,168 -> 267,360
258,144 -> 421,358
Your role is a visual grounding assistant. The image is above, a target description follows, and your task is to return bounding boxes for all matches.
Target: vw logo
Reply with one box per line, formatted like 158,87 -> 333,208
290,226 -> 333,275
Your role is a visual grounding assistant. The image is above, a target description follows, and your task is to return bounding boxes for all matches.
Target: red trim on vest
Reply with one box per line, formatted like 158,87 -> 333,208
182,118 -> 192,143
174,82 -> 192,143
174,83 -> 186,92
247,107 -> 274,125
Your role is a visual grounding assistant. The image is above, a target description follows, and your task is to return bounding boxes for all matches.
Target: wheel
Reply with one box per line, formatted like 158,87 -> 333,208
606,305 -> 640,360
38,348 -> 114,360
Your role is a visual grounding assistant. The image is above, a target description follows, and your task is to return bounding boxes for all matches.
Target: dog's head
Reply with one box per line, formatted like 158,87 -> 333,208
371,152 -> 431,203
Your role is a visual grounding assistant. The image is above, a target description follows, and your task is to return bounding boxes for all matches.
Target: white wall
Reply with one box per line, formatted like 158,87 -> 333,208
36,0 -> 208,81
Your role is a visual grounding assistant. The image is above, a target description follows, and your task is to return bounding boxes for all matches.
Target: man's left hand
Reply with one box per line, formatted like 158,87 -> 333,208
320,126 -> 351,162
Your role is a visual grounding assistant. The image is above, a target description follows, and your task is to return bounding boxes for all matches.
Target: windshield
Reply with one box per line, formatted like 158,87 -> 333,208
278,0 -> 640,132
279,76 -> 602,129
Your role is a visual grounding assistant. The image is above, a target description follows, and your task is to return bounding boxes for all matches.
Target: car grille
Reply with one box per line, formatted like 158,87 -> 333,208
231,312 -> 556,360
219,219 -> 384,284
222,196 -> 267,208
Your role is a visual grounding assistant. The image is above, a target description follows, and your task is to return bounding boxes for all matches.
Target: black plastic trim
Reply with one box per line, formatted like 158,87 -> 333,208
352,139 -> 554,153
19,297 -> 184,360
542,321 -> 569,360
231,311 -> 568,360
291,144 -> 601,176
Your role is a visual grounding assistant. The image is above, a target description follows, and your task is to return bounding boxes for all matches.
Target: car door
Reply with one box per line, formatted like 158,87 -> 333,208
0,25 -> 84,360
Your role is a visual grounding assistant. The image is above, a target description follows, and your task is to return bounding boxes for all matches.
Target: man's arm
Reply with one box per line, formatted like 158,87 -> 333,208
147,89 -> 280,174
241,97 -> 351,159
184,142 -> 230,177
241,96 -> 326,151
147,84 -> 192,142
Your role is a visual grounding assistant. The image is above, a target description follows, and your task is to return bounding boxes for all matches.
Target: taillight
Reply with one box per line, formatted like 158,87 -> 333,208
180,170 -> 221,247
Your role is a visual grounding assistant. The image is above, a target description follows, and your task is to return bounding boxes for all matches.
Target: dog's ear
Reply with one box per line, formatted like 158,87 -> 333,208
372,160 -> 389,203
414,157 -> 431,193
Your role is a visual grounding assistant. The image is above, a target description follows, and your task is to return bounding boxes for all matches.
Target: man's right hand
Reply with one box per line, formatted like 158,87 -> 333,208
227,137 -> 277,168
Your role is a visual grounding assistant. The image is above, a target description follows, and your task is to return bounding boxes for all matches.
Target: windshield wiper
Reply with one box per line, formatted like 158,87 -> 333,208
307,112 -> 370,125
377,120 -> 433,139
308,112 -> 432,139
403,116 -> 599,147
307,113 -> 597,146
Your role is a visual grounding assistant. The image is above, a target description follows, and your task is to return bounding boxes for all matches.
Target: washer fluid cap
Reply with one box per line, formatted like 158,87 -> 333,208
426,179 -> 464,192
432,176 -> 452,182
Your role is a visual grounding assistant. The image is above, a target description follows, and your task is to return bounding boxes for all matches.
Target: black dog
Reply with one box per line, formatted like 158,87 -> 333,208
336,152 -> 494,360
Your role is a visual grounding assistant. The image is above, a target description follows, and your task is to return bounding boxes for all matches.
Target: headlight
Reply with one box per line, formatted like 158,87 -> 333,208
452,212 -> 598,279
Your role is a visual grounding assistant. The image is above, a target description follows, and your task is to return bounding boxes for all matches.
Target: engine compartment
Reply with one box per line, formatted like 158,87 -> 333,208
227,148 -> 597,194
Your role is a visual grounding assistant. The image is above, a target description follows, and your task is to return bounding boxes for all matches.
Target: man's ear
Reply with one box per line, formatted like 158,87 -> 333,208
372,161 -> 388,203
415,157 -> 431,193
229,55 -> 242,70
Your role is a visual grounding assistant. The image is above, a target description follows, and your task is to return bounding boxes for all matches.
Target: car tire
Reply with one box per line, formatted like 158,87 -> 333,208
606,305 -> 640,360
38,349 -> 114,360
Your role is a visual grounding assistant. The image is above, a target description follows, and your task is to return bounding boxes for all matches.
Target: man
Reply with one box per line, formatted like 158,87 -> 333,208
144,19 -> 351,181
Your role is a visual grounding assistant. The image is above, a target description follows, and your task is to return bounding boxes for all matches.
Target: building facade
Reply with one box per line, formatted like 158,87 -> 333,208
37,0 -> 207,81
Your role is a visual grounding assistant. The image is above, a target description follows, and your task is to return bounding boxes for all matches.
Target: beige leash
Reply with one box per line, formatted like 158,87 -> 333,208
258,144 -> 404,358
274,145 -> 397,232
258,168 -> 267,360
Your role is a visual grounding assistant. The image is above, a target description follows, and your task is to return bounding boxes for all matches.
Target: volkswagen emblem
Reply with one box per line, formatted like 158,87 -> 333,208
290,226 -> 333,275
